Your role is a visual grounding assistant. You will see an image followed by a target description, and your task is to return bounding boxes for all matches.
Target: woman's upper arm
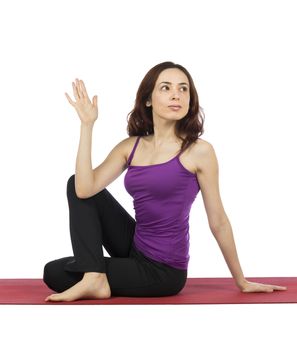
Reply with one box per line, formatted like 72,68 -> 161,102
195,140 -> 229,231
83,137 -> 132,198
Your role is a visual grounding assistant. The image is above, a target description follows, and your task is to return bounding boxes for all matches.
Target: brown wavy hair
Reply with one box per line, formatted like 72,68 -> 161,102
126,61 -> 205,153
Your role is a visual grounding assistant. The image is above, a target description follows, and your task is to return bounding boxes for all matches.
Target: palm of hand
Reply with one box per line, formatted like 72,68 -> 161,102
65,78 -> 98,125
75,98 -> 97,124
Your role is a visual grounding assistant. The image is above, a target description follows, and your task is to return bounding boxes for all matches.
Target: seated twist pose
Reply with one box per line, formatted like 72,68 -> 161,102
43,61 -> 286,302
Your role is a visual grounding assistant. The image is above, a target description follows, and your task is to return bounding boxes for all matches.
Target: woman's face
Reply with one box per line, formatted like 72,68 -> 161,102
149,68 -> 190,121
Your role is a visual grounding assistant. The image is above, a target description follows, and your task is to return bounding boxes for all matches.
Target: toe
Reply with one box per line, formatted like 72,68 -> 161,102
45,293 -> 61,302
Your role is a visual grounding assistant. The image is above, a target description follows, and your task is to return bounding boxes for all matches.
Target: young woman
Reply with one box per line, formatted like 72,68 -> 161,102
43,61 -> 287,302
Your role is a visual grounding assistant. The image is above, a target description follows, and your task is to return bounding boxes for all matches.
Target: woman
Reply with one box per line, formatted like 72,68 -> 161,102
43,61 -> 286,302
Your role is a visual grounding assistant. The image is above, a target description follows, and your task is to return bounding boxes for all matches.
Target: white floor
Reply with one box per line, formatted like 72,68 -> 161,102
1,304 -> 295,349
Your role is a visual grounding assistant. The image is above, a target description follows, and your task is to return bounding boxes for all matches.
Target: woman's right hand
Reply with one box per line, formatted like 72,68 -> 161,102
65,78 -> 98,125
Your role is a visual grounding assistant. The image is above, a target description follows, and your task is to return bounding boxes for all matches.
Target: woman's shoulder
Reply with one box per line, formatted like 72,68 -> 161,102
186,138 -> 213,169
124,135 -> 140,147
118,135 -> 139,146
191,137 -> 213,155
118,136 -> 140,160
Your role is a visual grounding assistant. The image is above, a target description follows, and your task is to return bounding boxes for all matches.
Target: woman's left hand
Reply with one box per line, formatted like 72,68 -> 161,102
239,280 -> 287,293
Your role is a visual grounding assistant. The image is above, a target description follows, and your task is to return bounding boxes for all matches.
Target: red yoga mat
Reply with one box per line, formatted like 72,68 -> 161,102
0,277 -> 295,305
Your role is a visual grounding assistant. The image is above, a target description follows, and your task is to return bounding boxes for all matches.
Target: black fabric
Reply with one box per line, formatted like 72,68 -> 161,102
43,174 -> 187,297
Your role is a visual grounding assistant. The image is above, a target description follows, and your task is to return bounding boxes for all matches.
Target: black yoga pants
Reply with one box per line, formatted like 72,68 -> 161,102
43,174 -> 187,297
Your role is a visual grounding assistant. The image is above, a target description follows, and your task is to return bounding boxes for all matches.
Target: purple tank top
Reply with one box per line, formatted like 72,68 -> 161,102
124,136 -> 200,270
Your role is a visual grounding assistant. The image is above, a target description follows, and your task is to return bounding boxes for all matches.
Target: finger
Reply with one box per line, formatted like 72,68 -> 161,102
65,92 -> 75,106
75,78 -> 82,99
93,95 -> 98,107
271,285 -> 287,290
76,79 -> 84,98
80,80 -> 89,99
72,81 -> 80,100
262,284 -> 287,292
78,80 -> 85,98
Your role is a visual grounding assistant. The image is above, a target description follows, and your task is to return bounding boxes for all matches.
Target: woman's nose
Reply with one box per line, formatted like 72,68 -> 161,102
171,89 -> 180,99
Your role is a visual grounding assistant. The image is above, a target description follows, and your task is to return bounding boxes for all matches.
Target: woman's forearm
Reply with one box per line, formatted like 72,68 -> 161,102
211,218 -> 247,288
74,122 -> 95,197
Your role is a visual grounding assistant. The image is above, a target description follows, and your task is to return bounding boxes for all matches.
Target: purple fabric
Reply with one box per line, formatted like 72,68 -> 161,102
124,136 -> 200,269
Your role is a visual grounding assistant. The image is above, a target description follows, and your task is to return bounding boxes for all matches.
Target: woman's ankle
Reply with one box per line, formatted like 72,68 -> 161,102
83,272 -> 106,281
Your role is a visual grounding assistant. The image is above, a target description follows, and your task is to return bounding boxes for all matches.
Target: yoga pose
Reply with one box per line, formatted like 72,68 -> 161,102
43,61 -> 286,302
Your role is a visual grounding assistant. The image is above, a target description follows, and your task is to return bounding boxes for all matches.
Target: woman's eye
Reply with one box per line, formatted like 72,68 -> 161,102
161,85 -> 188,91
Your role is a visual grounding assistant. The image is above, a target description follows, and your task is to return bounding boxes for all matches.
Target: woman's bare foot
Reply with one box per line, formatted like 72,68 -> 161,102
45,272 -> 111,302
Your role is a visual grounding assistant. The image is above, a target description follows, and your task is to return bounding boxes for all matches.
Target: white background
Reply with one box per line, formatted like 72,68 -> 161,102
0,0 -> 296,349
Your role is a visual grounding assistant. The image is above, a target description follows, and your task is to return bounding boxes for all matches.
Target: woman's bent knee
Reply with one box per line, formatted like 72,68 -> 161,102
43,260 -> 58,291
67,174 -> 76,196
43,257 -> 84,293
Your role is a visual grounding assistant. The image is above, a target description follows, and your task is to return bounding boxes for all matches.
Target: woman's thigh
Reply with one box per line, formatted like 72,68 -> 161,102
105,244 -> 188,297
67,174 -> 136,258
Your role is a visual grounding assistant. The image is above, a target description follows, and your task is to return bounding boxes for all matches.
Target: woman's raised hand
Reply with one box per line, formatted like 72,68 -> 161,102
65,78 -> 98,125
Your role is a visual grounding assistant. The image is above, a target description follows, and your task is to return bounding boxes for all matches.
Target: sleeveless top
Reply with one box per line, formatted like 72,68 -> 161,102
124,136 -> 200,270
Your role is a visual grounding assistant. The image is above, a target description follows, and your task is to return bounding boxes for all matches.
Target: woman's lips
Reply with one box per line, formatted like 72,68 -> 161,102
168,106 -> 181,111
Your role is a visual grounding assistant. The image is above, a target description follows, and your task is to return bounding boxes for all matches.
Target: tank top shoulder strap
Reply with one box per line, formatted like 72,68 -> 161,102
176,148 -> 184,157
127,136 -> 141,166
176,145 -> 185,158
